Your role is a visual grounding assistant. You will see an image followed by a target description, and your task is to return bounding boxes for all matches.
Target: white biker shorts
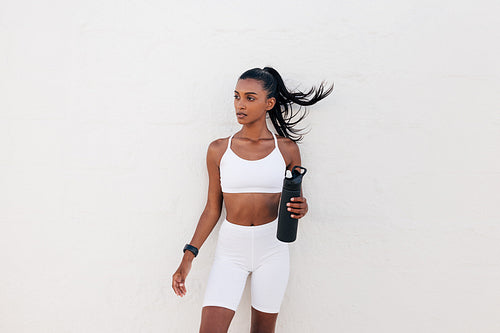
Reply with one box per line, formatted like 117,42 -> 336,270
202,217 -> 290,313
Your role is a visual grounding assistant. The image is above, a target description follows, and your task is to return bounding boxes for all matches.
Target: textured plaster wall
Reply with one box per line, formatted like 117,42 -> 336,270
1,0 -> 499,332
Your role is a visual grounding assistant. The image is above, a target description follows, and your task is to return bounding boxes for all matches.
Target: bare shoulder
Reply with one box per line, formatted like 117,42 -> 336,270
208,137 -> 228,151
276,134 -> 301,167
207,136 -> 230,164
276,135 -> 300,154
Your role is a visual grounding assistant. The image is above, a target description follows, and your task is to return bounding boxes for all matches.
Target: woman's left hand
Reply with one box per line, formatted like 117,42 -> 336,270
287,196 -> 308,219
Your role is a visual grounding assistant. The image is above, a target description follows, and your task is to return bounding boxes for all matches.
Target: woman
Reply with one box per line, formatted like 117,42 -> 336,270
172,67 -> 333,333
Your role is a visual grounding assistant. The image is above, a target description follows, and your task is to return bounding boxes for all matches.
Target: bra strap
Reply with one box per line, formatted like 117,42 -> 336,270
227,133 -> 234,150
272,132 -> 278,148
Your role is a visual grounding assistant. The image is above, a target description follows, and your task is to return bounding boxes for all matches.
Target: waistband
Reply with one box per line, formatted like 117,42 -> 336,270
222,217 -> 278,231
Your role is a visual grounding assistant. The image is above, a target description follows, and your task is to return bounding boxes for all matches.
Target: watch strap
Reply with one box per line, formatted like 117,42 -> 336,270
183,244 -> 198,257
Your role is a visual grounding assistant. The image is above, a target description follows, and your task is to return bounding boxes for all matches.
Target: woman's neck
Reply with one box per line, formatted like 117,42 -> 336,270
238,123 -> 272,141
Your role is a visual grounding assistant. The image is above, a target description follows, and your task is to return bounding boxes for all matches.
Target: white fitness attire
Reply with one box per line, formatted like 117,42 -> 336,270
202,132 -> 290,313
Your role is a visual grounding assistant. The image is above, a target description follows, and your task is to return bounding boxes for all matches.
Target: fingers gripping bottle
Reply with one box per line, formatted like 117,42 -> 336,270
277,166 -> 307,243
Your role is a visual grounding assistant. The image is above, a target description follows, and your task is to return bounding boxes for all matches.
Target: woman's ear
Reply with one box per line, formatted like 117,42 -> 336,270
266,97 -> 276,111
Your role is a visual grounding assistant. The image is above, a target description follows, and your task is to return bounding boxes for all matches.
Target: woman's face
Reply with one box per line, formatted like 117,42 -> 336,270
234,79 -> 275,125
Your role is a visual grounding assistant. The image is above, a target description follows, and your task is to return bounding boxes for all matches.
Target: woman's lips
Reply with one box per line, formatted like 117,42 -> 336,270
236,113 -> 246,118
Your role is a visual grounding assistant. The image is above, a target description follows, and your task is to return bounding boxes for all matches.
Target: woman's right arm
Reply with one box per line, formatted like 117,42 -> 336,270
172,139 -> 224,297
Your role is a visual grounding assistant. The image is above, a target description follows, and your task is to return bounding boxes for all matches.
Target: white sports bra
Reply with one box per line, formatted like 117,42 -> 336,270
220,132 -> 286,193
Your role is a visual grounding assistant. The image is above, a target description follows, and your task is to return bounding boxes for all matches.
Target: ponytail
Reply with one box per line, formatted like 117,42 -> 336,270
239,67 -> 333,142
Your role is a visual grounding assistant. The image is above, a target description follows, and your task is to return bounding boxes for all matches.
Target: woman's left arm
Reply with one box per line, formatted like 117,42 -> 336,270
284,139 -> 308,219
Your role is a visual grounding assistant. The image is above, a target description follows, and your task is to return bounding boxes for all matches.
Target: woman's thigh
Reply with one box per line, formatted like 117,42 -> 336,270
202,258 -> 249,310
251,245 -> 290,313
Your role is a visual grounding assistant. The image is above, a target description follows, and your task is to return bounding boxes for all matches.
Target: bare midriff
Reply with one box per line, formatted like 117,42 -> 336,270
223,192 -> 281,226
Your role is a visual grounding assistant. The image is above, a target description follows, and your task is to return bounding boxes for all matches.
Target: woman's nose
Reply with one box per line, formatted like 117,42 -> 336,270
236,99 -> 245,109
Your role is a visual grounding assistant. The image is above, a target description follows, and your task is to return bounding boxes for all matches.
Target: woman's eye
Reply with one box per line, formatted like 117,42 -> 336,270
234,95 -> 239,99
247,97 -> 255,101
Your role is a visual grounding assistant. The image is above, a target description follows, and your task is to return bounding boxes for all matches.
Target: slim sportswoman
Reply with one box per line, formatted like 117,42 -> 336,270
172,67 -> 332,333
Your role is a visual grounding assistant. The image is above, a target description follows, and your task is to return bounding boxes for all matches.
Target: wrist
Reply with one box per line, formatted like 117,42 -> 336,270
182,250 -> 195,262
183,244 -> 198,259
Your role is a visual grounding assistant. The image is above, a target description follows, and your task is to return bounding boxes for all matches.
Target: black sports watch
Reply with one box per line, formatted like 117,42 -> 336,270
183,244 -> 198,257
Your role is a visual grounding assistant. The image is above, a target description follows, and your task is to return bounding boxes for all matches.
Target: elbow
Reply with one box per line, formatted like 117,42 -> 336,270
203,203 -> 222,220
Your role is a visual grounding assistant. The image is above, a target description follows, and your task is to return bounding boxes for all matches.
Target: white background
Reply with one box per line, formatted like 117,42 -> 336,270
1,0 -> 499,332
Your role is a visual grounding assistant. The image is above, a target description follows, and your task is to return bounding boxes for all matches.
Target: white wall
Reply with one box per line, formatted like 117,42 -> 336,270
1,0 -> 499,332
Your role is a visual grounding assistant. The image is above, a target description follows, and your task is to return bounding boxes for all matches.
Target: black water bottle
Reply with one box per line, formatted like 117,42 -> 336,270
277,166 -> 307,243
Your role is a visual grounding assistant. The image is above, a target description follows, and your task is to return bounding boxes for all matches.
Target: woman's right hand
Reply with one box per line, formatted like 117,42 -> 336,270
172,258 -> 192,297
